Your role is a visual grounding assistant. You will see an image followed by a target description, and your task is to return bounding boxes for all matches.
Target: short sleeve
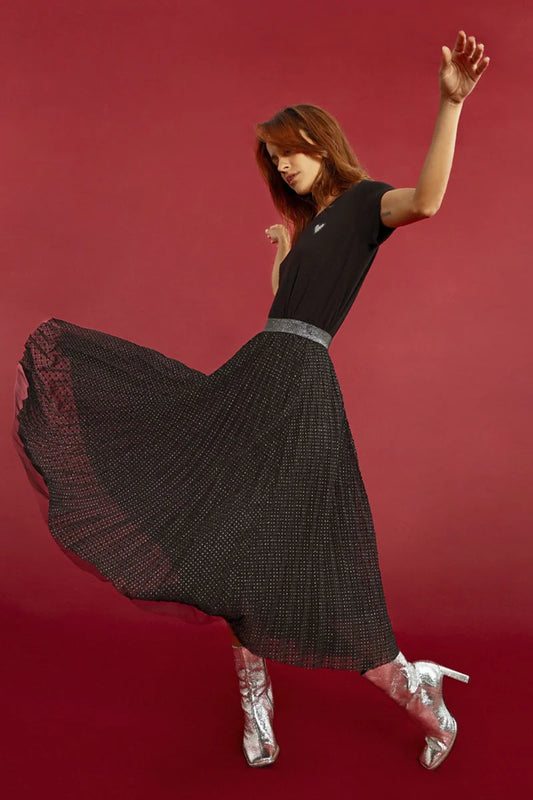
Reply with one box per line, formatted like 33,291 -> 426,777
359,179 -> 396,247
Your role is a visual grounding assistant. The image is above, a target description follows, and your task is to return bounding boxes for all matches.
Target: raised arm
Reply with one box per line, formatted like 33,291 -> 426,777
380,30 -> 491,228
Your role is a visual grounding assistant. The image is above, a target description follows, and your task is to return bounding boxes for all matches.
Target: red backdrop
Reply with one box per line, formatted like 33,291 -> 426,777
1,1 -> 531,797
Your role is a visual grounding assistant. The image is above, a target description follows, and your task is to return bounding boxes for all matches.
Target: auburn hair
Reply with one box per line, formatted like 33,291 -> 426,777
254,104 -> 372,246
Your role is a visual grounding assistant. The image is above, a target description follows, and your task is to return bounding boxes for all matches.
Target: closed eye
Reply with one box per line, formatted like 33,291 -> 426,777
270,149 -> 292,165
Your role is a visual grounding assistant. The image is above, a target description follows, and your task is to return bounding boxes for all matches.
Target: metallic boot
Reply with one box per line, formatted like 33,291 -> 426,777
231,644 -> 280,767
363,650 -> 470,769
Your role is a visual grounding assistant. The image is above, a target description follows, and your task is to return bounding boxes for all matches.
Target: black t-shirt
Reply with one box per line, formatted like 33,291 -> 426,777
267,179 -> 396,337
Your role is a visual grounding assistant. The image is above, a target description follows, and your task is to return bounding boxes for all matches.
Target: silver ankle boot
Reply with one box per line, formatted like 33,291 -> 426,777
231,644 -> 280,767
363,650 -> 470,769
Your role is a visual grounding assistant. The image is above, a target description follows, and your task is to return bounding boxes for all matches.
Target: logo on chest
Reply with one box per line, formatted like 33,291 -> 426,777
314,222 -> 325,234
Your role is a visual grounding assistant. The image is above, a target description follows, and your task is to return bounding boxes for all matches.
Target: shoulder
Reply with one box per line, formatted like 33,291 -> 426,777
339,179 -> 395,210
341,179 -> 395,214
348,180 -> 397,245
353,179 -> 395,197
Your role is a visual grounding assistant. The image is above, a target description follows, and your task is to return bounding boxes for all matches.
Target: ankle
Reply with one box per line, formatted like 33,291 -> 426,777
362,651 -> 419,702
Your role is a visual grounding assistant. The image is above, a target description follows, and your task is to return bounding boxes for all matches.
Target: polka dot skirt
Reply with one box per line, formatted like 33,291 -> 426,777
13,317 -> 399,672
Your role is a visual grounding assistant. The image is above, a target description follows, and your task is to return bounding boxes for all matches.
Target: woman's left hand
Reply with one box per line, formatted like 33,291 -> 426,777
439,30 -> 490,105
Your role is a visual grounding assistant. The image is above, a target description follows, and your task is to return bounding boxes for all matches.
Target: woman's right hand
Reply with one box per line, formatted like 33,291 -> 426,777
265,224 -> 290,249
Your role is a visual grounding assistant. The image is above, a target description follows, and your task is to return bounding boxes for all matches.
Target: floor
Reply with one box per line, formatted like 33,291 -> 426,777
2,590 -> 529,800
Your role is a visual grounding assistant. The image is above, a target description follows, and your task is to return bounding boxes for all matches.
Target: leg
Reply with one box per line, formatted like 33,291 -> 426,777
227,623 -> 279,767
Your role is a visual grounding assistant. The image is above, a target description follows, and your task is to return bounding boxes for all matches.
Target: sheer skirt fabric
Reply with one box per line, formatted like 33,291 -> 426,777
13,317 -> 398,671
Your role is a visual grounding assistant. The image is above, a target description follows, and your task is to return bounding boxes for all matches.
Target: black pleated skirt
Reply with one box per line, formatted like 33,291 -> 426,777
12,316 -> 399,672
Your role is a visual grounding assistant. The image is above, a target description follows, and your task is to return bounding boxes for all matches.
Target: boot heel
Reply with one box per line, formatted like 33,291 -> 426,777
439,665 -> 470,683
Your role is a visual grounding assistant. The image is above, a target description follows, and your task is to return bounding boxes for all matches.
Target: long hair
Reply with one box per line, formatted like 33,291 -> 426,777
254,104 -> 371,246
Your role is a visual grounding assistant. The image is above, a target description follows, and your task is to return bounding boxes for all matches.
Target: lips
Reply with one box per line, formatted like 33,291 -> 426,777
287,173 -> 299,185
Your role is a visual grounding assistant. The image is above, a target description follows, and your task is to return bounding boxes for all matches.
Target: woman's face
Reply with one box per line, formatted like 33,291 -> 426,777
266,129 -> 323,195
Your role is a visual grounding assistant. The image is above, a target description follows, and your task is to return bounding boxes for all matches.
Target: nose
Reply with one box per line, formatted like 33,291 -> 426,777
277,157 -> 290,173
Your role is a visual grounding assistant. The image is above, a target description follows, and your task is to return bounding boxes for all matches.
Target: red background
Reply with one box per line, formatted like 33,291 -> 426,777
1,0 -> 531,797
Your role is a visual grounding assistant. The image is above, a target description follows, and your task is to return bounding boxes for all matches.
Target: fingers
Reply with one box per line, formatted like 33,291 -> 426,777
472,41 -> 490,74
473,45 -> 490,74
452,30 -> 490,74
455,31 -> 477,59
265,224 -> 288,237
453,29 -> 467,54
441,45 -> 452,66
265,226 -> 279,243
476,54 -> 490,75
464,33 -> 477,58
472,41 -> 484,66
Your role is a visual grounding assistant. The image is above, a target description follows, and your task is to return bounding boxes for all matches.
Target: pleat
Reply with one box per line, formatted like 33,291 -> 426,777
13,317 -> 399,670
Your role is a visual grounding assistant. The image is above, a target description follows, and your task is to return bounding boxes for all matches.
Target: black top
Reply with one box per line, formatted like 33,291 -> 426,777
267,179 -> 396,337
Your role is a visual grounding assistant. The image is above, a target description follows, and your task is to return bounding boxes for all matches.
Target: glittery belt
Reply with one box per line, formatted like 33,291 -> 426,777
263,317 -> 332,349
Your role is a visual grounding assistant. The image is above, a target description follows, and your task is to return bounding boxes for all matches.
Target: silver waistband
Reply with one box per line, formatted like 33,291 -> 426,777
263,317 -> 332,349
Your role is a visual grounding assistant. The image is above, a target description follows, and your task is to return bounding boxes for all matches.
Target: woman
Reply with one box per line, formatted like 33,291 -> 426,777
12,31 -> 489,772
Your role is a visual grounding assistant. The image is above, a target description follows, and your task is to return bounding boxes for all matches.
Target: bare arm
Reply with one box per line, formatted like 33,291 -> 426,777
380,99 -> 463,226
265,224 -> 291,296
271,244 -> 290,295
379,30 -> 490,228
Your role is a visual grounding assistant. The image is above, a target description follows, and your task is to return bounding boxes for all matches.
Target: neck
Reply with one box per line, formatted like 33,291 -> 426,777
315,192 -> 339,217
315,203 -> 328,216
